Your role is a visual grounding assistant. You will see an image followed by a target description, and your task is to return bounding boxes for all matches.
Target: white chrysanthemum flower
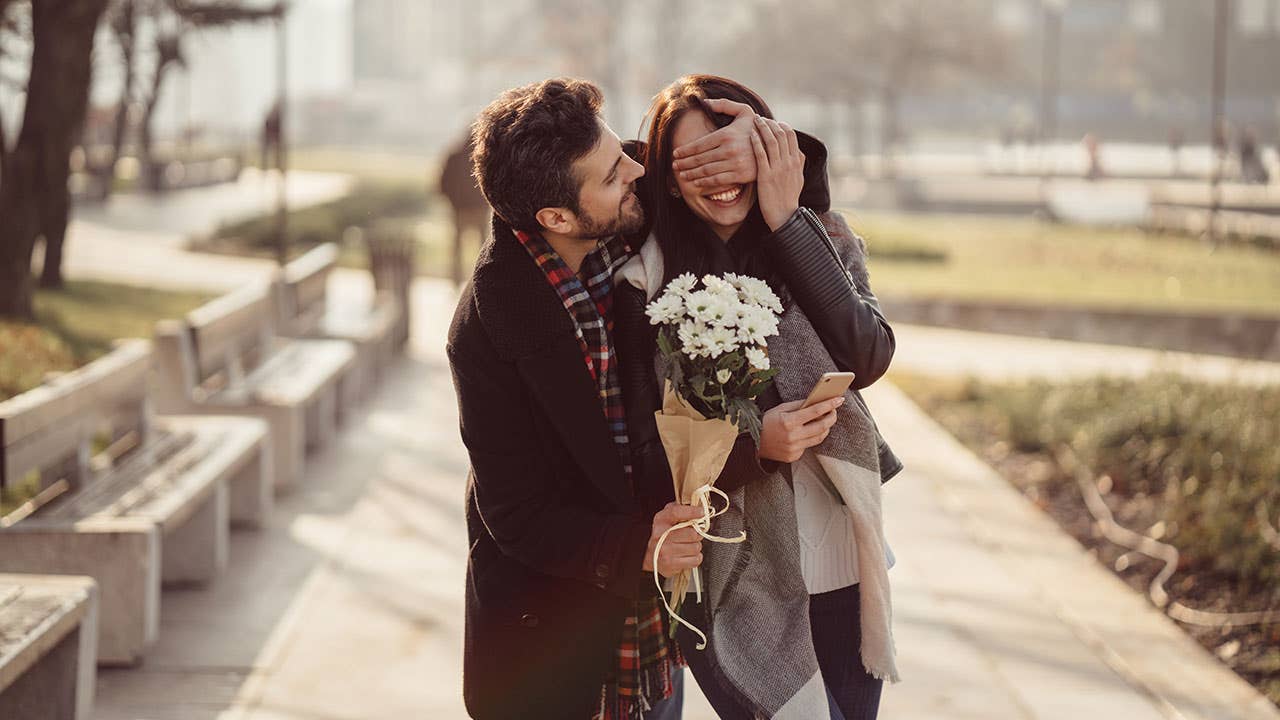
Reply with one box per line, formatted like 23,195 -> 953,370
677,319 -> 701,346
716,368 -> 732,384
704,296 -> 738,327
678,320 -> 714,359
745,346 -> 770,370
645,292 -> 684,325
685,290 -> 717,324
702,274 -> 736,299
737,305 -> 778,346
668,273 -> 698,297
736,276 -> 782,314
705,325 -> 739,358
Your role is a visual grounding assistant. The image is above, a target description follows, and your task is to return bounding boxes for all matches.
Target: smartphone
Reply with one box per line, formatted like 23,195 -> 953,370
801,372 -> 856,409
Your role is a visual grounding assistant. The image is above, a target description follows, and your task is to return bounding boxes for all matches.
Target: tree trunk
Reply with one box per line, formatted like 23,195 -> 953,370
101,0 -> 137,200
0,101 -> 9,183
139,54 -> 173,193
37,187 -> 70,288
0,0 -> 109,316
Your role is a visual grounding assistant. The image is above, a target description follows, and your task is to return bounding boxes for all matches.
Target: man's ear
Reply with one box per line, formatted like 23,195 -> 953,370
535,207 -> 574,235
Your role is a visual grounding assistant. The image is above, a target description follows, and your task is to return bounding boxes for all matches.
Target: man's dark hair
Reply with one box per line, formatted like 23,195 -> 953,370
470,78 -> 604,232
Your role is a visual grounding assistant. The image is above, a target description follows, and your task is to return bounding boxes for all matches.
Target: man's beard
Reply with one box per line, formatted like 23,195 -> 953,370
577,191 -> 644,239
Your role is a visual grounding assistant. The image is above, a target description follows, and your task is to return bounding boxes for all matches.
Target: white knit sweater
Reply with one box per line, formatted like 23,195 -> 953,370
794,451 -> 895,594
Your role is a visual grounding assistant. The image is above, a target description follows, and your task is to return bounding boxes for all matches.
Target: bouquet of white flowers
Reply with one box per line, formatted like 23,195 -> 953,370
646,271 -> 782,440
645,272 -> 783,647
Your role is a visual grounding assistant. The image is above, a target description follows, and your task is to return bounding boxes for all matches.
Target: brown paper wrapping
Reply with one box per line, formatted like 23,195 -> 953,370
651,383 -> 746,649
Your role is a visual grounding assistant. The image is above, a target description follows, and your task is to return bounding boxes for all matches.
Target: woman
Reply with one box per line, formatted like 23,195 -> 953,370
615,75 -> 902,720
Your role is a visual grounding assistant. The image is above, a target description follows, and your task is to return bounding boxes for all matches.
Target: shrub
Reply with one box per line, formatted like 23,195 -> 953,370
902,373 -> 1280,593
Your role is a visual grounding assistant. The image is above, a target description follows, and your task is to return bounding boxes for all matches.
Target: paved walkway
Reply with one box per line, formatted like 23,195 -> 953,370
891,323 -> 1280,386
51,190 -> 1278,718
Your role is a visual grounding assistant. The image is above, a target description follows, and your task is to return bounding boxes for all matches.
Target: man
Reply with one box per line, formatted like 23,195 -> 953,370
447,78 -> 709,720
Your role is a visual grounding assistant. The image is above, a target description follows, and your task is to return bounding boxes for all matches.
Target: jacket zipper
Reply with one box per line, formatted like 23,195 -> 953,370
797,206 -> 855,289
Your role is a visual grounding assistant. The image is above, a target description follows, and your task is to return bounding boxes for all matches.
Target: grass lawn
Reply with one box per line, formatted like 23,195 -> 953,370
850,209 -> 1280,314
280,146 -> 438,186
0,280 -> 215,402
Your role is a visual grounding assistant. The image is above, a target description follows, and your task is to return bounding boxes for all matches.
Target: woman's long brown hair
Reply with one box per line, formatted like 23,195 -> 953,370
639,75 -> 774,288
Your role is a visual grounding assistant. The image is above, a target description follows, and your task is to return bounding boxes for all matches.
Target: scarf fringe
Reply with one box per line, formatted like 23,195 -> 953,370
596,658 -> 679,720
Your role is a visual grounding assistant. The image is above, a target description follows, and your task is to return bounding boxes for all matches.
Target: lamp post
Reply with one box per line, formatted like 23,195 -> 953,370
1040,0 -> 1066,180
1037,0 -> 1066,213
1208,0 -> 1229,245
274,1 -> 289,266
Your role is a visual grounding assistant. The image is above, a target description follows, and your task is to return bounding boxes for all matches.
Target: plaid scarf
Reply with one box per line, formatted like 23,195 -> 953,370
513,229 -> 682,720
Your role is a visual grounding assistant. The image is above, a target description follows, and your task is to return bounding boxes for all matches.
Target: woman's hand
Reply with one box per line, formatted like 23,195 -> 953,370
642,502 -> 706,578
672,98 -> 758,189
751,116 -> 805,232
758,397 -> 844,463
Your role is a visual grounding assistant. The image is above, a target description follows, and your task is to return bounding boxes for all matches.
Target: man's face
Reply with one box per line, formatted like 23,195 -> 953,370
568,119 -> 646,239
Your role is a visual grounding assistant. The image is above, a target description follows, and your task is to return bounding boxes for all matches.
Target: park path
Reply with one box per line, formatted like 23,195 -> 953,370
49,179 -> 1278,719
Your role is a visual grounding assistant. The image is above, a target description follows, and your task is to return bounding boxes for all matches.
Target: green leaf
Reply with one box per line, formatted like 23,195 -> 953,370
727,397 -> 764,443
656,329 -> 674,357
719,352 -> 745,372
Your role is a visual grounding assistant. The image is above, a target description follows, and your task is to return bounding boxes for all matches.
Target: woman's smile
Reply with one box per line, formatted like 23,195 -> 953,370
705,185 -> 744,207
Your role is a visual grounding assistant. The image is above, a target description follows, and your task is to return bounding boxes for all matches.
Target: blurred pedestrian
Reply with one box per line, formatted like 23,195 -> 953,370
438,134 -> 490,286
1083,132 -> 1104,181
1168,127 -> 1184,177
261,102 -> 282,172
1239,128 -> 1270,185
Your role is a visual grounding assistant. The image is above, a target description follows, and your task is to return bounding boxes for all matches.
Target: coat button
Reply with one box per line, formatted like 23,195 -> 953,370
519,613 -> 539,628
595,563 -> 610,579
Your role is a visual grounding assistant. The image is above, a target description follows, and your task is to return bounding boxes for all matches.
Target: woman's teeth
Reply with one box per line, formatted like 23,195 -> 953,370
707,186 -> 742,203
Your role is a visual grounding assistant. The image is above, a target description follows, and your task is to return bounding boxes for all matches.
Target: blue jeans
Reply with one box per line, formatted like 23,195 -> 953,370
643,667 -> 685,720
677,585 -> 881,720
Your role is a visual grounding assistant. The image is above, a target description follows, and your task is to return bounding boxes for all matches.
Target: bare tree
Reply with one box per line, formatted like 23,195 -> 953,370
0,0 -> 110,316
0,0 -> 24,184
134,0 -> 282,192
97,0 -> 139,199
742,0 -> 1010,176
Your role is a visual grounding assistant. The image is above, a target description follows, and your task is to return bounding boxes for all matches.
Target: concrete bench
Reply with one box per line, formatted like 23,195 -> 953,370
153,281 -> 356,490
275,243 -> 401,405
0,574 -> 98,720
0,340 -> 270,664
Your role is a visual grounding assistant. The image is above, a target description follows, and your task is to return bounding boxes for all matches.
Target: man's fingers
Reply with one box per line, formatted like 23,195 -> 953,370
657,502 -> 708,527
672,144 -> 731,172
664,526 -> 702,545
691,170 -> 751,189
702,97 -> 754,118
673,132 -> 731,163
659,554 -> 703,576
661,540 -> 703,558
679,159 -> 737,182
